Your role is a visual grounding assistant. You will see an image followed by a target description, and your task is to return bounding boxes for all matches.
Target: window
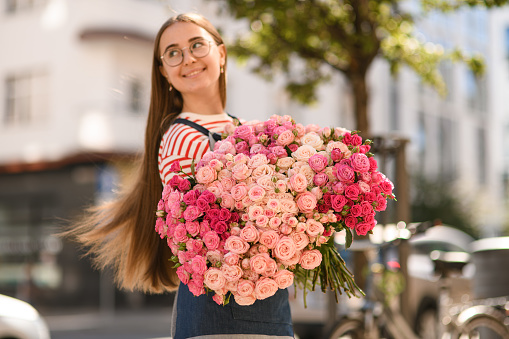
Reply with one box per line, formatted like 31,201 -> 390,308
4,72 -> 49,125
5,0 -> 47,14
129,78 -> 143,113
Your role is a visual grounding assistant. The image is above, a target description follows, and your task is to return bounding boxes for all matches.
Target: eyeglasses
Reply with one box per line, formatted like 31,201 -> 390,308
160,39 -> 214,67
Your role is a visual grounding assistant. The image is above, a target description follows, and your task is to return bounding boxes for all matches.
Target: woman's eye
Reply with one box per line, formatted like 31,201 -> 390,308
168,49 -> 180,58
192,41 -> 205,49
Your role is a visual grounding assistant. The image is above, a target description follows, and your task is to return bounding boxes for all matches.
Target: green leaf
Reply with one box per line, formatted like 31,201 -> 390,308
345,227 -> 353,249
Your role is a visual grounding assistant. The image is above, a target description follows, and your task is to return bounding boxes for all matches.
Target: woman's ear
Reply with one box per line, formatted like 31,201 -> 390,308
159,65 -> 168,79
218,44 -> 226,68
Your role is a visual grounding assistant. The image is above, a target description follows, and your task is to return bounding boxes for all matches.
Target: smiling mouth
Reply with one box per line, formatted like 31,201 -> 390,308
183,68 -> 206,78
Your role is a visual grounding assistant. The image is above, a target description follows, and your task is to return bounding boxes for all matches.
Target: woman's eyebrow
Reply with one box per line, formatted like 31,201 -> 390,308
163,36 -> 205,53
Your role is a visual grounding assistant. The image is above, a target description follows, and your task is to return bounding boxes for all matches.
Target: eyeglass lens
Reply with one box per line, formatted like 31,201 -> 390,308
163,39 -> 211,67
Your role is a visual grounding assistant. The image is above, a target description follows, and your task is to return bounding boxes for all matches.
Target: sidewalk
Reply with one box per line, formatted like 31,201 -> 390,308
44,307 -> 173,339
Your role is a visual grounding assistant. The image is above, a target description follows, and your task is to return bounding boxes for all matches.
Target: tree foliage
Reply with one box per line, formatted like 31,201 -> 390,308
221,0 -> 501,135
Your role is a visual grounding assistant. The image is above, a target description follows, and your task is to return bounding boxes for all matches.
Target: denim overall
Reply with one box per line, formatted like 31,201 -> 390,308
173,283 -> 294,338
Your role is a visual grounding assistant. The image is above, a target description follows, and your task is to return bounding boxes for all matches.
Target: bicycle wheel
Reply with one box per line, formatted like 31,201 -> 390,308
456,310 -> 509,339
327,318 -> 365,339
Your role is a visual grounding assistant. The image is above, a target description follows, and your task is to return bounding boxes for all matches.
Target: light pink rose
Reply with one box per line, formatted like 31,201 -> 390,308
220,194 -> 235,209
300,249 -> 322,269
234,293 -> 256,306
219,177 -> 235,191
267,199 -> 281,212
276,129 -> 295,146
310,187 -> 323,200
240,224 -> 260,242
290,232 -> 310,250
248,185 -> 266,202
221,264 -> 243,282
259,230 -> 280,249
231,183 -> 248,201
224,252 -> 240,266
232,163 -> 252,181
248,205 -> 263,220
273,270 -> 294,289
289,173 -> 308,192
280,250 -> 302,266
233,125 -> 254,140
250,253 -> 269,274
255,277 -> 279,300
173,224 -> 188,243
268,216 -> 282,229
224,236 -> 250,254
248,154 -> 270,168
212,293 -> 224,305
237,279 -> 255,297
204,268 -> 226,290
183,205 -> 201,221
335,164 -> 355,182
196,165 -> 217,184
263,258 -> 278,277
206,250 -> 223,265
251,164 -> 274,179
255,215 -> 269,228
296,192 -> 317,213
274,236 -> 297,261
280,199 -> 299,214
306,219 -> 325,237
275,180 -> 288,193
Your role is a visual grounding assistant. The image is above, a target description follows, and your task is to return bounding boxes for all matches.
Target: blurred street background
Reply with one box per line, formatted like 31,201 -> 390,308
2,0 -> 509,338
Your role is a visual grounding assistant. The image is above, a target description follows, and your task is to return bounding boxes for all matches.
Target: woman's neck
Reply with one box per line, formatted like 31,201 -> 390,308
181,91 -> 224,115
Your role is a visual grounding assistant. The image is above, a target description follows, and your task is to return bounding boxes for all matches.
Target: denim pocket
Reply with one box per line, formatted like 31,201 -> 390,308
230,288 -> 293,325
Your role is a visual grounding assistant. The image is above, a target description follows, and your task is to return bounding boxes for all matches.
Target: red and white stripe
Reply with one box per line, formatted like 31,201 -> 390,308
158,112 -> 233,186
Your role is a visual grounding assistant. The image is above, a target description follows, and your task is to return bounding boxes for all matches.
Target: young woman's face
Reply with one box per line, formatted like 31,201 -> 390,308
158,22 -> 226,98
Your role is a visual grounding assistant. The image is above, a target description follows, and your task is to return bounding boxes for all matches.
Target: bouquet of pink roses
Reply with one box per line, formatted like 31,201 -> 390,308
155,115 -> 395,306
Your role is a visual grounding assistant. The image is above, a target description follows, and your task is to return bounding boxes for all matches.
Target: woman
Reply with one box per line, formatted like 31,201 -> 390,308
69,13 -> 294,339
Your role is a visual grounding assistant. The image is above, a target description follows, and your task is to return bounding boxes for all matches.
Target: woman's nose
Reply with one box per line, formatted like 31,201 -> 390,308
182,47 -> 197,65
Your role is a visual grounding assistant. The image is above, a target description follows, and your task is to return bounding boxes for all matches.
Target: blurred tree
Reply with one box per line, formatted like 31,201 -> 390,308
221,0 -> 505,136
411,174 -> 479,238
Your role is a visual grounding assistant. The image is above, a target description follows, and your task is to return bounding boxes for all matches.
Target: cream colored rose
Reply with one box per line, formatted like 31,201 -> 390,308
251,164 -> 275,180
292,145 -> 317,162
301,132 -> 324,150
277,157 -> 296,170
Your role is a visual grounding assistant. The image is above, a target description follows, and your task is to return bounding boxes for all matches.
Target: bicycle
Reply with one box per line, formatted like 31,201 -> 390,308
430,250 -> 509,339
327,223 -> 421,339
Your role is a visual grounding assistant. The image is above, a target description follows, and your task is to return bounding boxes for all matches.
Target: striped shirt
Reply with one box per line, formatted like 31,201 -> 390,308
158,112 -> 233,186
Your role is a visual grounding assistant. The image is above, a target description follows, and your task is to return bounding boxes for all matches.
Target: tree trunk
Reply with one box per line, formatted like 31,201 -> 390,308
348,72 -> 370,137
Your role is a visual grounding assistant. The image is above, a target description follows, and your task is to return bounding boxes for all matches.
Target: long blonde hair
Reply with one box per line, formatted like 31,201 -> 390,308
68,13 -> 227,293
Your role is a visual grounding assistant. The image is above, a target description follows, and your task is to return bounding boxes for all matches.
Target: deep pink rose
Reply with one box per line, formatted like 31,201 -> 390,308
331,195 -> 347,212
300,249 -> 322,270
375,195 -> 388,211
369,157 -> 378,171
219,208 -> 231,221
178,179 -> 191,191
183,190 -> 198,205
351,134 -> 362,146
360,201 -> 373,216
330,148 -> 343,162
355,222 -> 372,236
344,184 -> 360,201
202,190 -> 216,204
169,161 -> 182,173
349,205 -> 362,218
380,179 -> 394,195
211,220 -> 228,234
288,144 -> 299,152
345,216 -> 358,229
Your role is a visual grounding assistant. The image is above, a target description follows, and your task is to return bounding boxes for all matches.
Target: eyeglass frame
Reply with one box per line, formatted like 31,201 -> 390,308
160,39 -> 217,67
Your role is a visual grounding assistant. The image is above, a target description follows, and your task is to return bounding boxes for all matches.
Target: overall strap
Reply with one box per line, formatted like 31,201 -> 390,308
173,113 -> 240,150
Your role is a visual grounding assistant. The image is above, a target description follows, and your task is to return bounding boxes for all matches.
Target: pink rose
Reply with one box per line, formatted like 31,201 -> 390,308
345,216 -> 358,229
349,205 -> 362,218
380,179 -> 394,195
224,236 -> 250,254
191,256 -> 207,275
308,154 -> 328,173
289,232 -> 310,250
236,280 -> 255,297
234,293 -> 256,306
255,215 -> 269,227
274,236 -> 297,261
306,219 -> 324,237
221,264 -> 243,282
350,153 -> 370,173
204,268 -> 226,291
369,157 -> 378,171
176,266 -> 190,284
231,183 -> 248,201
248,154 -> 269,168
220,194 -> 235,209
360,201 -> 374,216
203,231 -> 220,250
183,205 -> 201,221
233,125 -> 254,140
224,253 -> 240,266
186,221 -> 200,237
273,270 -> 294,289
259,230 -> 280,249
169,161 -> 182,173
196,165 -> 217,184
240,224 -> 260,242
313,173 -> 328,187
289,173 -> 308,192
254,277 -> 279,300
250,253 -> 269,274
206,250 -> 223,265
173,224 -> 188,243
300,249 -> 322,270
296,192 -> 317,213
375,194 -> 387,211
335,164 -> 355,182
276,129 -> 295,146
188,278 -> 205,296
